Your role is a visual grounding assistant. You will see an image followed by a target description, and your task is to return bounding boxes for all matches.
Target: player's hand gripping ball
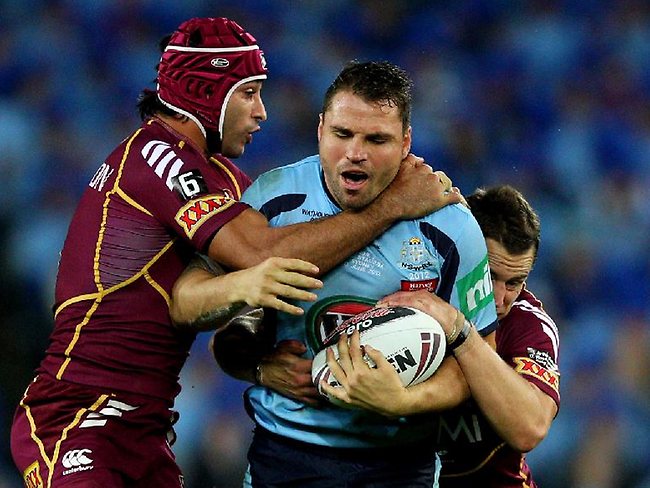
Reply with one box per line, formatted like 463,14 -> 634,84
311,306 -> 446,406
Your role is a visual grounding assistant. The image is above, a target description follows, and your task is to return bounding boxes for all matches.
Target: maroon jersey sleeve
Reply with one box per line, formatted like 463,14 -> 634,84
496,286 -> 561,408
121,119 -> 252,252
438,286 -> 561,487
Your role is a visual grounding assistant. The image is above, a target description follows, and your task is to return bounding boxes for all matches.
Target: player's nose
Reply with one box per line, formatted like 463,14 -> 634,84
492,280 -> 506,307
345,137 -> 367,163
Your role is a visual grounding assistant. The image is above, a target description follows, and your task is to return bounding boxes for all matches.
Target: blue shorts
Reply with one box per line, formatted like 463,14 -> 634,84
246,426 -> 438,488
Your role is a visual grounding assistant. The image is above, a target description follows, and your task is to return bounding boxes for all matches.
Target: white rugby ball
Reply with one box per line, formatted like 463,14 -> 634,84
311,306 -> 446,406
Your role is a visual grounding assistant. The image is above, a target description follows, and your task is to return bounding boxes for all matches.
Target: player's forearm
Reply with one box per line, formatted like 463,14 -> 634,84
211,205 -> 396,274
210,159 -> 461,273
267,207 -> 395,272
453,328 -> 556,452
393,356 -> 471,416
170,267 -> 246,331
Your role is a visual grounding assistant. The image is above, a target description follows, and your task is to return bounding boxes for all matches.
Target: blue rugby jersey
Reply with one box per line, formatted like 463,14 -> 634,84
243,155 -> 498,448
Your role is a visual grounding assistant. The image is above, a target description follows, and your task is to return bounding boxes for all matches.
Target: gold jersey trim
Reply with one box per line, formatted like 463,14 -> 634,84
440,442 -> 506,478
55,127 -> 175,378
20,378 -> 109,488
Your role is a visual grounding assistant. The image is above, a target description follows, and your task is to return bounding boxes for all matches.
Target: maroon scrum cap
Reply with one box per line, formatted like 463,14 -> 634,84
157,17 -> 267,139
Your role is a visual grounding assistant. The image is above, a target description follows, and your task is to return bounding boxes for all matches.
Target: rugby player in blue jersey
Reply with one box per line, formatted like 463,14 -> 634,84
172,61 -> 498,487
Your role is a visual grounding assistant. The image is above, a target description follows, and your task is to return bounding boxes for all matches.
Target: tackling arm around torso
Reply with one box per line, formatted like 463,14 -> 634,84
324,290 -> 556,452
451,325 -> 557,452
171,159 -> 458,329
208,159 -> 459,274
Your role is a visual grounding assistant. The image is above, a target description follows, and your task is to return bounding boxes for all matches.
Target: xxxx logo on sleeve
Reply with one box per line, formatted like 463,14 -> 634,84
23,461 -> 43,488
175,190 -> 235,238
456,255 -> 493,320
513,357 -> 560,393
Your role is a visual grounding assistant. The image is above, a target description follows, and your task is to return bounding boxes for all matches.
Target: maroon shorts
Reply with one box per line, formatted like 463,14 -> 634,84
11,374 -> 184,488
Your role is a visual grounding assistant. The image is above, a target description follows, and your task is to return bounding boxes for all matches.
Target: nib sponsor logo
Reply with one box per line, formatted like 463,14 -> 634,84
61,449 -> 94,476
457,256 -> 493,319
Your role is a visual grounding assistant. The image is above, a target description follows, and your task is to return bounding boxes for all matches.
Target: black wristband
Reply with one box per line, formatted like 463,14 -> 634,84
449,318 -> 473,352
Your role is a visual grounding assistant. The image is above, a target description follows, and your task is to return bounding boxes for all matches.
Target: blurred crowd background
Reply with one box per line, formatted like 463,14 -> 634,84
1,1 -> 649,487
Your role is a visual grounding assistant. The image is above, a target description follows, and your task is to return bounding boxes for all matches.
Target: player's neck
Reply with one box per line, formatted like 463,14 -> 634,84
155,114 -> 208,155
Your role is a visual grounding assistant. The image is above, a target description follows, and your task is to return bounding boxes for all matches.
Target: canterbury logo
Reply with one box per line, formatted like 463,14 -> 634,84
141,140 -> 185,189
62,449 -> 93,469
79,399 -> 138,428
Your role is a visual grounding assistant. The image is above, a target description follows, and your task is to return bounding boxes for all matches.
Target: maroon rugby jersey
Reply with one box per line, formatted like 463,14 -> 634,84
438,286 -> 560,487
39,118 -> 251,405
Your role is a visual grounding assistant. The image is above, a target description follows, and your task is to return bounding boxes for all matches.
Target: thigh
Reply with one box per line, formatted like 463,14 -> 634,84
52,468 -> 125,488
12,405 -> 126,488
127,441 -> 184,488
11,377 -> 121,488
247,428 -> 437,488
11,375 -> 182,488
348,458 -> 437,488
247,429 -> 345,487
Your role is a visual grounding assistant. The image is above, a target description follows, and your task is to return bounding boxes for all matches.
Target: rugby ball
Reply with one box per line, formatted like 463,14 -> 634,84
311,306 -> 446,406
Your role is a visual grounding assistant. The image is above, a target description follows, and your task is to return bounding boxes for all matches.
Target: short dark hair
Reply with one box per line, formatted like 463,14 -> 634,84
322,61 -> 413,132
467,185 -> 541,259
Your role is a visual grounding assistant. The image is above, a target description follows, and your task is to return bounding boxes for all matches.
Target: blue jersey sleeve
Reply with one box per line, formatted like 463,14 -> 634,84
240,171 -> 270,210
424,205 -> 498,336
241,156 -> 322,224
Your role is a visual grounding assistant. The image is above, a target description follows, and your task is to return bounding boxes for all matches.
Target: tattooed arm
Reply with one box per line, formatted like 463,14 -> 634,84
170,254 -> 322,332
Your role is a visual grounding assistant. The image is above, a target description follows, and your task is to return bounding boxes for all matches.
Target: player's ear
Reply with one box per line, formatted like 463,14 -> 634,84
402,126 -> 412,159
317,113 -> 324,142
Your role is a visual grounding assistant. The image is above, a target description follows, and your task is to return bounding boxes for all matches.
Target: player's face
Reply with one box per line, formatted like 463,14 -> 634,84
485,238 -> 536,320
220,81 -> 267,158
318,90 -> 411,210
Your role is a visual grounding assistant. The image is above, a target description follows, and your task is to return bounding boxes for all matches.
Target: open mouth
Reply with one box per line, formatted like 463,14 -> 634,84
341,170 -> 368,189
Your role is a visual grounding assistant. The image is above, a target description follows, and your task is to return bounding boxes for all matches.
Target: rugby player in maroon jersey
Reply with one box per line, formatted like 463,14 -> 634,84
435,186 -> 560,487
10,17 -> 459,488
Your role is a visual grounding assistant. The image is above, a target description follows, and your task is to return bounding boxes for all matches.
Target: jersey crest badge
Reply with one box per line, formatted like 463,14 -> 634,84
399,237 -> 435,272
175,190 -> 235,238
527,347 -> 558,372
